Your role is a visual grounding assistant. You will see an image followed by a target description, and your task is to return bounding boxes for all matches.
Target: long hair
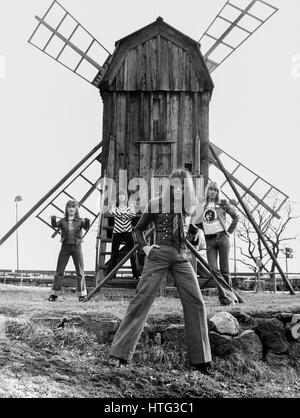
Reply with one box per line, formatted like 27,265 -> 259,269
64,200 -> 80,219
161,169 -> 196,215
115,189 -> 128,207
204,181 -> 220,205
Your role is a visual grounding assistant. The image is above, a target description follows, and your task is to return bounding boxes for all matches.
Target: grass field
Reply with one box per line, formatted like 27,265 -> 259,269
0,284 -> 299,317
0,285 -> 299,398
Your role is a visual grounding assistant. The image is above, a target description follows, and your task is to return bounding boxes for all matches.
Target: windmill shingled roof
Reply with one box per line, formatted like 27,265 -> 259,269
100,17 -> 214,93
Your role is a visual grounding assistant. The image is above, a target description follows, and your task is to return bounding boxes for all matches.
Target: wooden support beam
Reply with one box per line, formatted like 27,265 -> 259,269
205,0 -> 257,58
74,39 -> 95,72
199,92 -> 210,185
95,173 -> 108,279
210,143 -> 288,198
250,186 -> 273,214
136,141 -> 175,144
50,202 -> 64,214
35,16 -> 104,72
186,240 -> 245,303
42,12 -> 68,52
209,157 -> 280,219
56,23 -> 80,61
28,0 -> 56,43
62,190 -> 97,217
209,143 -> 295,295
205,32 -> 235,50
59,177 -> 102,239
85,227 -> 156,302
0,143 -> 102,247
240,177 -> 259,200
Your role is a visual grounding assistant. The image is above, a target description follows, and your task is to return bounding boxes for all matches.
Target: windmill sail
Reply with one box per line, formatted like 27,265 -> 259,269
0,143 -> 103,247
28,0 -> 111,87
209,142 -> 289,219
199,0 -> 278,73
36,145 -> 103,238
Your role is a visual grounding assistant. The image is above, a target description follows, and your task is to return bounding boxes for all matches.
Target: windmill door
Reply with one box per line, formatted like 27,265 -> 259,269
138,92 -> 176,180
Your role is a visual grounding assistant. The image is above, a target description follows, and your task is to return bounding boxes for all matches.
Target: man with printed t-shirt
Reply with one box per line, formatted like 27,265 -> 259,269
195,181 -> 240,306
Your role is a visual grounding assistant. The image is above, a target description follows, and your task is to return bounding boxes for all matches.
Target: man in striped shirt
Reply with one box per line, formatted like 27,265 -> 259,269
106,190 -> 139,279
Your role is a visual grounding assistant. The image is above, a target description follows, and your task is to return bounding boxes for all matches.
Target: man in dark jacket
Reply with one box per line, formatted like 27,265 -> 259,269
48,200 -> 90,302
109,169 -> 212,374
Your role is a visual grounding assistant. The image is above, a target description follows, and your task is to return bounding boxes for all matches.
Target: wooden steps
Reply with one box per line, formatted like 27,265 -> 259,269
95,210 -> 143,288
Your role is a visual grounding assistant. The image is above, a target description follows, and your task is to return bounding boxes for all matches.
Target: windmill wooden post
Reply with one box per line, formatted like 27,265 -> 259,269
99,17 -> 214,183
94,17 -> 214,282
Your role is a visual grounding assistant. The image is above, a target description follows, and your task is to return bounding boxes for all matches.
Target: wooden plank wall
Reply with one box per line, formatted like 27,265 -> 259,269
109,36 -> 204,92
101,35 -> 210,183
101,91 -> 208,181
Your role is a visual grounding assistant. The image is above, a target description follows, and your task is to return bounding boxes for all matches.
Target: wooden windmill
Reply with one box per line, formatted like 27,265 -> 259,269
0,0 -> 295,294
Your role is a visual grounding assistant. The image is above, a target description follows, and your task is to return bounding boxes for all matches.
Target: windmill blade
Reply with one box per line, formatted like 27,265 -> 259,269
36,146 -> 104,238
199,0 -> 278,73
28,0 -> 112,87
0,143 -> 103,247
209,142 -> 289,219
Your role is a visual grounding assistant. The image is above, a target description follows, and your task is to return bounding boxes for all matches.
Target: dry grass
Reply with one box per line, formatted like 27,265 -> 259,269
0,284 -> 299,321
0,284 -> 187,319
2,318 -> 299,398
0,284 -> 300,398
6,320 -> 98,352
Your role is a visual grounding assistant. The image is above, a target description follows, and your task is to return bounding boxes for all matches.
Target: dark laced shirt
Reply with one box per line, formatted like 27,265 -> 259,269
65,219 -> 76,244
134,199 -> 187,251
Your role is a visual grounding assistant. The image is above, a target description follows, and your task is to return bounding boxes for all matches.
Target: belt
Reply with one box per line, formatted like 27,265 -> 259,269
205,231 -> 227,239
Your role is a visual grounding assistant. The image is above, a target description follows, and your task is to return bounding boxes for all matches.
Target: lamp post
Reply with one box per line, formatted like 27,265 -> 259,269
285,247 -> 293,279
229,199 -> 238,279
14,195 -> 23,272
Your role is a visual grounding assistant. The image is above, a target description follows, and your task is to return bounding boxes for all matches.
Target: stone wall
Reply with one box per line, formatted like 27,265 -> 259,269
31,309 -> 300,366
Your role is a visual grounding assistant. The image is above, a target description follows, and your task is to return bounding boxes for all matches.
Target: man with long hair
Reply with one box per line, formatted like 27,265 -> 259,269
195,181 -> 239,305
109,169 -> 212,374
48,200 -> 90,302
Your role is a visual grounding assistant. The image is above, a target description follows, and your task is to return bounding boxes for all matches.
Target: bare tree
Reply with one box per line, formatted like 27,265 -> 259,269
236,200 -> 299,274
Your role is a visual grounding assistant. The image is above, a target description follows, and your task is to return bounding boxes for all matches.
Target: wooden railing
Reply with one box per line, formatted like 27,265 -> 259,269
0,269 -> 96,287
231,272 -> 300,292
0,269 -> 299,293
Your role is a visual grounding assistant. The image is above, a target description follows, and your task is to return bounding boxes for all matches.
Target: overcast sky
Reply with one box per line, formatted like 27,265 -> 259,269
0,0 -> 299,274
